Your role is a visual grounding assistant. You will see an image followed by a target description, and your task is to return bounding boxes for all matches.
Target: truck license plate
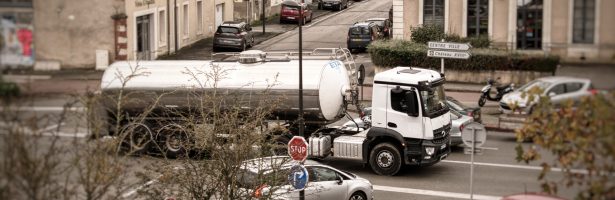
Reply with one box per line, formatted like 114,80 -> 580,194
288,17 -> 295,19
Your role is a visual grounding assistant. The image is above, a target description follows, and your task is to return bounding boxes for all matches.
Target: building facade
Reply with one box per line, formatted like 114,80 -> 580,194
393,0 -> 615,62
28,0 -> 233,70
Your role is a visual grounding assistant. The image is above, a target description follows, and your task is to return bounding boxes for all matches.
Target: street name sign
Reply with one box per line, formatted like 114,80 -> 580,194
288,136 -> 308,162
428,42 -> 472,51
427,50 -> 472,60
288,164 -> 309,190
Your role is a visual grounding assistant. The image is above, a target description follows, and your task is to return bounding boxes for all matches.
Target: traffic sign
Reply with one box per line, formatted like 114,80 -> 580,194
288,164 -> 309,190
428,42 -> 472,51
288,136 -> 308,162
427,50 -> 472,60
461,122 -> 487,148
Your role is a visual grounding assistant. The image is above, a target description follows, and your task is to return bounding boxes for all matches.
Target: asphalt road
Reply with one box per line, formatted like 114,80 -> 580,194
0,1 -> 585,199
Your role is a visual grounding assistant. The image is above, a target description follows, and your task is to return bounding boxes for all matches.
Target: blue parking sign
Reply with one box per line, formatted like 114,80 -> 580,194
288,164 -> 309,190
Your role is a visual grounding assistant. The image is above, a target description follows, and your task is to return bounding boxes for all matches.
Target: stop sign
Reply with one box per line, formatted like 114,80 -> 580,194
288,136 -> 308,162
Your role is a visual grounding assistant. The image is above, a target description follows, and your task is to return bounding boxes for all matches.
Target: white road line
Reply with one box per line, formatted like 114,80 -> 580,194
373,185 -> 500,200
0,106 -> 85,112
442,160 -> 589,174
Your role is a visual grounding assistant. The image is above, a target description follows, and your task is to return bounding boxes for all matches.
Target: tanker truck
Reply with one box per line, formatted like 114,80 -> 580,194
98,48 -> 450,176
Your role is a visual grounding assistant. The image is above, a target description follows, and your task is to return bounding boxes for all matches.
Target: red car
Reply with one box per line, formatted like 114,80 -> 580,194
280,1 -> 313,24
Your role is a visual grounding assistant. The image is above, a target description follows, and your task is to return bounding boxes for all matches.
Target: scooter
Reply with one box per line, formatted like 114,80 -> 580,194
478,78 -> 515,107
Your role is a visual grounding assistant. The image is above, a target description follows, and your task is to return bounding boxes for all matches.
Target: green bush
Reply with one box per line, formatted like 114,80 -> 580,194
367,40 -> 559,72
0,76 -> 20,98
410,25 -> 445,44
411,25 -> 491,48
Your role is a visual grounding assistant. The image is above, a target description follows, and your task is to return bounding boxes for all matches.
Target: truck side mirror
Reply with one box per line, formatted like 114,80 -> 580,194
406,90 -> 419,117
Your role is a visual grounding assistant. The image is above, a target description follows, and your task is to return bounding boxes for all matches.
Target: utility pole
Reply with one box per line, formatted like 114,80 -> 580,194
262,0 -> 266,34
297,2 -> 305,200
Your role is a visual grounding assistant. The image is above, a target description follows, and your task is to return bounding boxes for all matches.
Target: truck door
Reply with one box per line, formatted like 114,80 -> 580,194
386,85 -> 423,139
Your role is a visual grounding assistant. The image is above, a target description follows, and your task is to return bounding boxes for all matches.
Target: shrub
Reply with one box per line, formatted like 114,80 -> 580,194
0,76 -> 20,98
410,24 -> 445,44
368,40 -> 559,72
411,25 -> 491,48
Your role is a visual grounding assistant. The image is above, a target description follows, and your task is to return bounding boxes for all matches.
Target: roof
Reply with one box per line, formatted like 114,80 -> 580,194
366,18 -> 387,21
220,21 -> 245,28
535,76 -> 591,84
352,22 -> 374,27
240,156 -> 326,174
374,67 -> 443,86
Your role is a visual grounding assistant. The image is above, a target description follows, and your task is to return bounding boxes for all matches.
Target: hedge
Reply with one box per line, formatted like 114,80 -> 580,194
367,40 -> 559,73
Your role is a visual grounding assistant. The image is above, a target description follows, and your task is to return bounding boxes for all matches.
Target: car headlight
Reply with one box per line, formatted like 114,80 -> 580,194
425,147 -> 435,155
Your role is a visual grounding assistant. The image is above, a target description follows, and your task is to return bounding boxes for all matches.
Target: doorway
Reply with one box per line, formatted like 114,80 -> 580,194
136,14 -> 153,60
215,4 -> 224,29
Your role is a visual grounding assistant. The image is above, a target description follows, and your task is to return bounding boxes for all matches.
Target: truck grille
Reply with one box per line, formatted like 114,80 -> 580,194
432,124 -> 450,144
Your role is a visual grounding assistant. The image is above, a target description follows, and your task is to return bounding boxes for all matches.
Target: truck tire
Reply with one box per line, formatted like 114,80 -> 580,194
369,143 -> 402,176
271,135 -> 291,156
120,122 -> 153,155
158,124 -> 189,159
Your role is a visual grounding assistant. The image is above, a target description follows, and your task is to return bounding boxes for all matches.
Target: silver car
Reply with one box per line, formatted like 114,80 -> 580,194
450,109 -> 474,146
499,76 -> 595,114
238,156 -> 373,200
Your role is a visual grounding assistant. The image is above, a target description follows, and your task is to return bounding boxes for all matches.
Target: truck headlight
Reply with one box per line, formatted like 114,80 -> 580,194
425,147 -> 435,156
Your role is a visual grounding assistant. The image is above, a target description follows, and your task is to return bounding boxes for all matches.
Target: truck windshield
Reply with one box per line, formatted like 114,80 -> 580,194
421,84 -> 447,117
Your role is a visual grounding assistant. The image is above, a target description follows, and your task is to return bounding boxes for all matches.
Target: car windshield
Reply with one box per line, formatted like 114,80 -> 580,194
446,97 -> 469,111
421,84 -> 448,117
518,80 -> 552,92
350,27 -> 370,35
217,27 -> 239,34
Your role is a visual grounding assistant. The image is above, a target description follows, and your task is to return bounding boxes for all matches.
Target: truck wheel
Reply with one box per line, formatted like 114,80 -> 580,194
271,135 -> 291,156
120,123 -> 153,155
478,95 -> 486,107
157,124 -> 188,159
369,143 -> 402,176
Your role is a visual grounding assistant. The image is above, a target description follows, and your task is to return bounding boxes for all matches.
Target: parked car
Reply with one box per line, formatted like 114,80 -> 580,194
450,109 -> 474,146
365,18 -> 392,38
320,0 -> 349,11
499,76 -> 596,114
347,22 -> 380,52
446,96 -> 482,123
280,1 -> 313,24
238,156 -> 374,200
213,21 -> 255,51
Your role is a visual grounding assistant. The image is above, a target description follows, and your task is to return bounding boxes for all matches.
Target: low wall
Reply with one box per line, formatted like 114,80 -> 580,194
374,66 -> 553,85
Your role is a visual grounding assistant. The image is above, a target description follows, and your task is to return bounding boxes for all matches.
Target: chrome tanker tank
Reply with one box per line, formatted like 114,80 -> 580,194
100,52 -> 352,124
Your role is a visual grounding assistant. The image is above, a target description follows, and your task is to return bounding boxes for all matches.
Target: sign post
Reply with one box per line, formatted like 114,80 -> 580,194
461,122 -> 487,200
427,41 -> 472,74
288,136 -> 308,198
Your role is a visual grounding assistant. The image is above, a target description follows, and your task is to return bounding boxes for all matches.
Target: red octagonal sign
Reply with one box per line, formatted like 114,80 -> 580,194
288,136 -> 308,162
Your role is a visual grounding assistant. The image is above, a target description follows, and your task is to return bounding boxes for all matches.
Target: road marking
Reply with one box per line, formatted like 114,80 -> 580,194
373,185 -> 500,200
442,160 -> 589,174
0,106 -> 85,112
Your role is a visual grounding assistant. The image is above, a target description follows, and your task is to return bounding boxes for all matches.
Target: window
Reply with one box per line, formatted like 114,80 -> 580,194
516,0 -> 543,49
158,10 -> 166,44
566,82 -> 584,93
547,84 -> 565,96
308,167 -> 338,182
183,4 -> 188,36
391,89 -> 412,113
423,0 -> 445,29
467,0 -> 489,37
197,1 -> 203,33
572,0 -> 595,44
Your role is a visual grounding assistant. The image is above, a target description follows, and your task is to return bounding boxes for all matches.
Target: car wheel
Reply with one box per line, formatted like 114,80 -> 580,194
349,192 -> 367,200
478,95 -> 486,107
369,143 -> 402,176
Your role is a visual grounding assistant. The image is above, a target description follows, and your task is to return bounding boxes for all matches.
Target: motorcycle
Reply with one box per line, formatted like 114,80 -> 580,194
478,78 -> 515,107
